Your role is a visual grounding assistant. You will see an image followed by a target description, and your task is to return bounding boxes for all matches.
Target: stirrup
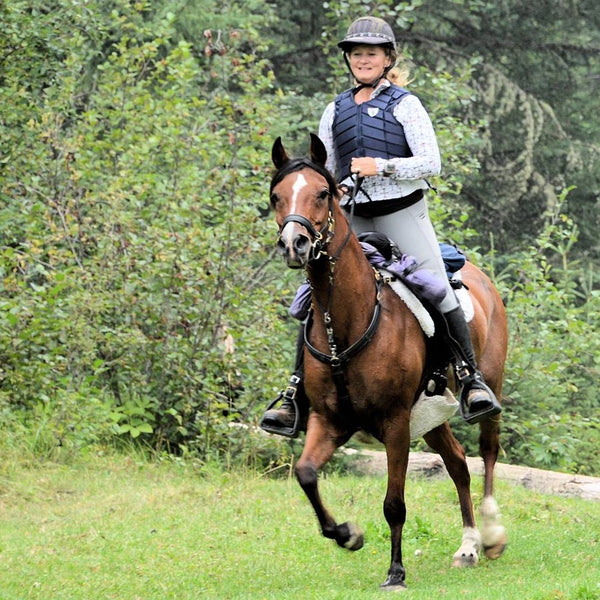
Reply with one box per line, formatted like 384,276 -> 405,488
458,380 -> 502,424
259,375 -> 303,438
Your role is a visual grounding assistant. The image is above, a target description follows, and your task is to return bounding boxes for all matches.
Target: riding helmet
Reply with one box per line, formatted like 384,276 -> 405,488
337,16 -> 396,51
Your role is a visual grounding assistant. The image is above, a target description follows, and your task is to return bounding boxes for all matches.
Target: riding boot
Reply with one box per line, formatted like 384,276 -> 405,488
442,306 -> 502,424
260,325 -> 309,437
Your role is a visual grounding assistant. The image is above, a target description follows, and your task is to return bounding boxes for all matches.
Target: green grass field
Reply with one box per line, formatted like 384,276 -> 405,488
0,454 -> 598,600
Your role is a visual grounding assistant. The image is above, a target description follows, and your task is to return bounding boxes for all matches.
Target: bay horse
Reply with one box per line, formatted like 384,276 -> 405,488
269,134 -> 507,590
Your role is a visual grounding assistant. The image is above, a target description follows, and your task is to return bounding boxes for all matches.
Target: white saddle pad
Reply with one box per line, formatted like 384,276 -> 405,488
410,389 -> 459,439
381,269 -> 474,339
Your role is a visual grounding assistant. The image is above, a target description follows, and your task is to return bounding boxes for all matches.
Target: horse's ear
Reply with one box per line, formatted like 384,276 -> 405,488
309,133 -> 327,167
272,137 -> 290,170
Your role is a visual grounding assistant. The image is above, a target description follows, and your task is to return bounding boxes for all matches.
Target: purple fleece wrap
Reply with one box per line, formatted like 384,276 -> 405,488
288,243 -> 447,320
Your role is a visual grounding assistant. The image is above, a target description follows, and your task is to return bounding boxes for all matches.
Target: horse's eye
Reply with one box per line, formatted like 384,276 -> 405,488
318,189 -> 329,201
270,193 -> 279,207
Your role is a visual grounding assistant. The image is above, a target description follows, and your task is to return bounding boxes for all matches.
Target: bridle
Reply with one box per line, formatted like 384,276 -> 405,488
277,173 -> 383,402
278,211 -> 335,263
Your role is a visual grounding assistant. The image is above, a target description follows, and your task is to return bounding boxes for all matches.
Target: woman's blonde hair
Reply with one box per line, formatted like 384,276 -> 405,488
386,62 -> 411,87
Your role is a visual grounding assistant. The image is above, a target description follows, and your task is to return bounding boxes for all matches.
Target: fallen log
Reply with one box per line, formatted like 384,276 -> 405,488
349,450 -> 600,501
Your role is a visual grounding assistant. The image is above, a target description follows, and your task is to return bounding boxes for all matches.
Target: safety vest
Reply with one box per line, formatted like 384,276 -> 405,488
332,85 -> 412,181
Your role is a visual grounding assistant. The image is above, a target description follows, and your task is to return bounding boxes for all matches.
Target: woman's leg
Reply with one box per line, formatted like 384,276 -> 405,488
366,199 -> 500,422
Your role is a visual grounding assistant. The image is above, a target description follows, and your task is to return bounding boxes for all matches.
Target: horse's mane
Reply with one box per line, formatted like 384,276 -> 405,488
270,157 -> 338,198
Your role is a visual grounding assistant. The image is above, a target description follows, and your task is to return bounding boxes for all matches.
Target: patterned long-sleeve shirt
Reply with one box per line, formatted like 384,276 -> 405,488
318,80 -> 441,205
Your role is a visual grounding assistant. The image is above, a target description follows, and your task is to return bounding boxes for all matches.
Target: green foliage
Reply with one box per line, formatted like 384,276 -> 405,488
0,0 -> 299,461
500,203 -> 600,474
0,0 -> 598,476
452,194 -> 600,474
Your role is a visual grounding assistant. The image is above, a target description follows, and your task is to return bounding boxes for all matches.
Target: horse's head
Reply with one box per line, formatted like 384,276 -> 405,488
270,134 -> 339,268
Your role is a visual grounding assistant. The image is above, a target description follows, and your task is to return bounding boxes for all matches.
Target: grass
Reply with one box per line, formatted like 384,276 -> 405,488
0,452 -> 599,600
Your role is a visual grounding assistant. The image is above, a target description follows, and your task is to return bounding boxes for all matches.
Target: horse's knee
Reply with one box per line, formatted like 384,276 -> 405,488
295,460 -> 317,489
383,496 -> 406,526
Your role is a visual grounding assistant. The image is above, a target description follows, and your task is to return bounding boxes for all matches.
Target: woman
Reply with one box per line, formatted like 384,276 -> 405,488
261,16 -> 501,436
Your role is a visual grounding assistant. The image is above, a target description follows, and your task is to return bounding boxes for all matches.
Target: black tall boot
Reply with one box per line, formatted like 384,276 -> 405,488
260,325 -> 309,438
442,306 -> 502,424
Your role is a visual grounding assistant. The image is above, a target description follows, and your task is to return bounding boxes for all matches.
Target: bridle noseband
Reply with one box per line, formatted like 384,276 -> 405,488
278,211 -> 335,262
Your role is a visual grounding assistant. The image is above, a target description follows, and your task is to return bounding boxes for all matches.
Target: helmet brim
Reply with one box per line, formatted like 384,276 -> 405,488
338,35 -> 395,50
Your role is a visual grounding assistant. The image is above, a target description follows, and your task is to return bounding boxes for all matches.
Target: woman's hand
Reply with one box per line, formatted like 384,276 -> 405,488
351,157 -> 378,177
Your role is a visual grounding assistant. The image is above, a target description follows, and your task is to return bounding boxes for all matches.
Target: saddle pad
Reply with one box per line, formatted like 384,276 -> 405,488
410,388 -> 459,439
382,269 -> 475,338
382,269 -> 436,337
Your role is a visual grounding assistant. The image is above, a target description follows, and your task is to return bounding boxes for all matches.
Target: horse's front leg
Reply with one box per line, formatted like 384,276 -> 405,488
380,413 -> 411,591
295,412 -> 363,551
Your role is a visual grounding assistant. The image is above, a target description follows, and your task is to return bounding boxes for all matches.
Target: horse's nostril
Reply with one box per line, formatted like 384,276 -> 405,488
294,234 -> 310,254
276,237 -> 287,255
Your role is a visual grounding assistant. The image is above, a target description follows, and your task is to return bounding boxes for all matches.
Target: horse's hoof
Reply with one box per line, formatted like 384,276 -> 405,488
338,521 -> 364,551
452,527 -> 481,567
380,564 -> 406,591
380,579 -> 407,592
484,536 -> 507,560
452,550 -> 479,568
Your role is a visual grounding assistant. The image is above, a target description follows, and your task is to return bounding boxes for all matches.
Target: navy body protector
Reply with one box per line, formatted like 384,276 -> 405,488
332,84 -> 412,181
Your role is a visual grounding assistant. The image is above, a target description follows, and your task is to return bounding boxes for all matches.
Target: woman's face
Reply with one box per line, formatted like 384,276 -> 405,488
348,45 -> 390,85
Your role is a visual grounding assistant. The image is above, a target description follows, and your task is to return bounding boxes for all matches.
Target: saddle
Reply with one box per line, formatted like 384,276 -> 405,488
289,233 -> 472,329
357,231 -> 472,327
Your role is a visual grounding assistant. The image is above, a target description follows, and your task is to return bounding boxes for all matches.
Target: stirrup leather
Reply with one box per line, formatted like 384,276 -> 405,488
260,375 -> 303,438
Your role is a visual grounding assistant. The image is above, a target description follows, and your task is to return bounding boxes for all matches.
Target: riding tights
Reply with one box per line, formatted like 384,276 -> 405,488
350,196 -> 459,314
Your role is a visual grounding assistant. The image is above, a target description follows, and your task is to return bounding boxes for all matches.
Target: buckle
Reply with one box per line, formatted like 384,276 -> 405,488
282,374 -> 300,400
454,361 -> 473,383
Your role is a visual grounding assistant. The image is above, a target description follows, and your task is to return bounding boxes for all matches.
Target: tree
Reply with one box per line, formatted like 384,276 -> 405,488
393,0 -> 600,260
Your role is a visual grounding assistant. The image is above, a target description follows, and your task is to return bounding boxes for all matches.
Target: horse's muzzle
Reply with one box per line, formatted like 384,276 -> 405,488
277,222 -> 311,268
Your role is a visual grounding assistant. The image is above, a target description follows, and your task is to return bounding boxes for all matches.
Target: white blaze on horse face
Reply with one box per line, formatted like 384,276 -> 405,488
290,172 -> 308,214
279,173 -> 309,253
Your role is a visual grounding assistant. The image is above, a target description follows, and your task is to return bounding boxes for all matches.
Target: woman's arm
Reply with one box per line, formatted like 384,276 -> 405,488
376,94 -> 441,179
318,102 -> 338,177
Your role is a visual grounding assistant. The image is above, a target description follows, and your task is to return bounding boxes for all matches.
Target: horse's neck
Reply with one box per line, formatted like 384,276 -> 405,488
308,211 -> 376,330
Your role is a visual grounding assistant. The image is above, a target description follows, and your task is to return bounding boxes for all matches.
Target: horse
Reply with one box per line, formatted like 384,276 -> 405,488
269,133 -> 507,590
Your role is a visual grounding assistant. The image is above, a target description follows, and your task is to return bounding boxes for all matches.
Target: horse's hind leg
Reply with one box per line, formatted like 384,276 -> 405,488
294,413 -> 363,551
479,416 -> 507,559
423,423 -> 481,567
